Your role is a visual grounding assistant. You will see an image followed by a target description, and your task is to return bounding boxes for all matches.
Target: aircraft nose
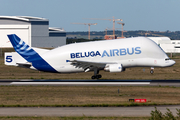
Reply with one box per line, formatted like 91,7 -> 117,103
171,60 -> 176,65
169,60 -> 176,66
165,59 -> 176,67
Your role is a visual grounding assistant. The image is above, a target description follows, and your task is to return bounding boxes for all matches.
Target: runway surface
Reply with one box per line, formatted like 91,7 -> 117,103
0,106 -> 180,117
0,79 -> 180,86
0,79 -> 180,117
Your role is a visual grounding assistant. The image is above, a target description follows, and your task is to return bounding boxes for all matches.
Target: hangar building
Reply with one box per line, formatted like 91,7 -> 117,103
148,37 -> 180,53
0,16 -> 66,48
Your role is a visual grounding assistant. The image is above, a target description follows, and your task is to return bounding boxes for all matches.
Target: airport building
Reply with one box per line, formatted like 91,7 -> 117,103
0,16 -> 66,48
148,37 -> 180,53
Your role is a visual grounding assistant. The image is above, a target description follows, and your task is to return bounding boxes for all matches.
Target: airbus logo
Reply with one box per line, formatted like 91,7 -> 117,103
101,47 -> 141,57
70,47 -> 141,58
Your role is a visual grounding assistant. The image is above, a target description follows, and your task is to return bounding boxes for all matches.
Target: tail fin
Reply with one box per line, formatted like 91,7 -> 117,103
7,34 -> 57,72
7,34 -> 38,62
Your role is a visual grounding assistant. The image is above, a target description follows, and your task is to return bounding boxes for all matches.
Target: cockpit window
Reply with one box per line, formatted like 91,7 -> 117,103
165,58 -> 170,61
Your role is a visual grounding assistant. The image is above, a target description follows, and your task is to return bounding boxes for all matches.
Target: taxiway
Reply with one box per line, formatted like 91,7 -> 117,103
0,106 -> 180,117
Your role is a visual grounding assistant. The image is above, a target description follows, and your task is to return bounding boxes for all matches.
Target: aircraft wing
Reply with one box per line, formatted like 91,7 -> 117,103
67,60 -> 116,72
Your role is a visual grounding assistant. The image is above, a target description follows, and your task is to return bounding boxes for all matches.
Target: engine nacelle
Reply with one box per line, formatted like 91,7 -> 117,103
104,64 -> 123,72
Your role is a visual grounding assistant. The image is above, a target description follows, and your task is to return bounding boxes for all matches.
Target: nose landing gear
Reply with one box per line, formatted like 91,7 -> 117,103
150,67 -> 154,74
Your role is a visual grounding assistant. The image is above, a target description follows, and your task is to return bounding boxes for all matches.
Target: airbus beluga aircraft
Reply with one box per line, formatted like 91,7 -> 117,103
5,34 -> 175,79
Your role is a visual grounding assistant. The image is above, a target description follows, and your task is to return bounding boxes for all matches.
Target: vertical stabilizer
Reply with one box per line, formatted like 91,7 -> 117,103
7,34 -> 57,72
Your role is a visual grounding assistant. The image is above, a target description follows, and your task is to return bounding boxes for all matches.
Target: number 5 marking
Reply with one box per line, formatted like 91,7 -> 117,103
6,56 -> 13,63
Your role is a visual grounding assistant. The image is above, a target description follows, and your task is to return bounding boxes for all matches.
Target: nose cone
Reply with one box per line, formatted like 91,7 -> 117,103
167,60 -> 176,67
171,60 -> 176,66
164,59 -> 176,67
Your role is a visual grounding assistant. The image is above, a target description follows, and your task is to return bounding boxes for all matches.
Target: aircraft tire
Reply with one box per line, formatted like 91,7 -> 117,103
91,75 -> 102,79
97,74 -> 102,79
150,70 -> 154,74
91,76 -> 96,79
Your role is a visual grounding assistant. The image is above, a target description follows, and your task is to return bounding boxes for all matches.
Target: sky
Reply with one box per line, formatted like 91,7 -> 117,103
0,0 -> 180,32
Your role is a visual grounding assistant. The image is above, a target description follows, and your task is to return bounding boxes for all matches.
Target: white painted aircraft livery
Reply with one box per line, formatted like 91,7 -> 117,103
5,34 -> 175,79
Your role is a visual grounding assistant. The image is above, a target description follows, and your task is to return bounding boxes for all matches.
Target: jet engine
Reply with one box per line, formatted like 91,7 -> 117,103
104,64 -> 124,72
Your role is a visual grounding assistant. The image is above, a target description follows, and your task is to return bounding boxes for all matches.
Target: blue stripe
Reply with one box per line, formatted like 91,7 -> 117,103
8,34 -> 57,73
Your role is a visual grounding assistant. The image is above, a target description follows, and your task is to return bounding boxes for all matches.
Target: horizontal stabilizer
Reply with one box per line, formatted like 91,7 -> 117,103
16,62 -> 32,68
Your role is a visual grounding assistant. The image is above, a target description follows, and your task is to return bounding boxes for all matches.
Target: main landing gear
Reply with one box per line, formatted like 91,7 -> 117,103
91,74 -> 102,79
91,68 -> 102,79
150,67 -> 154,74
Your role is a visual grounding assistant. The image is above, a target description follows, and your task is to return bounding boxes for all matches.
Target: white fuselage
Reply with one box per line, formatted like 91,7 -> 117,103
38,37 -> 175,73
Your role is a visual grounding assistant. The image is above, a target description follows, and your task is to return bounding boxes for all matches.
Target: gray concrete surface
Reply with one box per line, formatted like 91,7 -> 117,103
0,106 -> 180,117
0,79 -> 180,86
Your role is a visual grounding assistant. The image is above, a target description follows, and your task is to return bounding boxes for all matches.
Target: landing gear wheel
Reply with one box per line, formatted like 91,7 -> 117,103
91,75 -> 96,79
150,70 -> 154,74
97,74 -> 102,79
92,68 -> 102,79
91,74 -> 102,79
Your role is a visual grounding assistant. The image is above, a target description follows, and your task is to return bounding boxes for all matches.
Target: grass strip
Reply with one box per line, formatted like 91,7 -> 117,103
0,116 -> 150,120
0,103 -> 179,107
0,86 -> 180,106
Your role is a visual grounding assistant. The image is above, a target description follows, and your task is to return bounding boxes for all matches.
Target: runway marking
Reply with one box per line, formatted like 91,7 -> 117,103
10,82 -> 150,85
